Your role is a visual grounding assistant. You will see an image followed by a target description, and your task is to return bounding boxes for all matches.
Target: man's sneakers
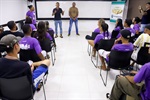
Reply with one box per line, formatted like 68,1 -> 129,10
76,33 -> 80,36
55,34 -> 58,38
68,34 -> 70,36
60,34 -> 63,38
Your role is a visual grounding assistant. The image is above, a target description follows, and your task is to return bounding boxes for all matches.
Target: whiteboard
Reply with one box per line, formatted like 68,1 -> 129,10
36,1 -> 112,18
0,0 -> 28,25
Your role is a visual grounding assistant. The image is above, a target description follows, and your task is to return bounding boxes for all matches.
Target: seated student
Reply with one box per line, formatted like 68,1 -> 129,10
88,23 -> 110,56
0,21 -> 24,39
19,24 -> 45,60
99,29 -> 133,70
131,25 -> 150,61
108,62 -> 150,100
117,19 -> 135,38
34,21 -> 53,42
25,17 -> 37,31
111,19 -> 124,39
132,17 -> 141,35
45,21 -> 56,47
0,34 -> 50,91
85,18 -> 105,40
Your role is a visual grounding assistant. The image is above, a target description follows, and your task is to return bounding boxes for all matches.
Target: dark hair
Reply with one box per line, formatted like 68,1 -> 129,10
125,19 -> 132,27
23,24 -> 31,34
116,19 -> 124,30
28,5 -> 33,9
25,17 -> 32,24
134,17 -> 141,24
7,21 -> 15,30
45,21 -> 49,31
147,2 -> 150,5
35,21 -> 46,41
101,23 -> 109,38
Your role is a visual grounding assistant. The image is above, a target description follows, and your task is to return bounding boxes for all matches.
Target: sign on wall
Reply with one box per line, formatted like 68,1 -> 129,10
110,1 -> 125,22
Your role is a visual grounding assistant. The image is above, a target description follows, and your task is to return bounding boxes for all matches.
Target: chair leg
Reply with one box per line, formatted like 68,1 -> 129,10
41,80 -> 46,100
100,67 -> 109,86
91,51 -> 98,68
87,44 -> 91,56
51,51 -> 54,66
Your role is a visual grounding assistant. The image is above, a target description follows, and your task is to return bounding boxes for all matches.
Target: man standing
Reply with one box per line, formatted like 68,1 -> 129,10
139,2 -> 150,32
52,2 -> 64,38
26,5 -> 36,27
68,2 -> 79,36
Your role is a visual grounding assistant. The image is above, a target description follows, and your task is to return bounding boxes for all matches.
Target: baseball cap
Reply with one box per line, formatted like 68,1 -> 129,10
120,29 -> 131,39
0,34 -> 21,49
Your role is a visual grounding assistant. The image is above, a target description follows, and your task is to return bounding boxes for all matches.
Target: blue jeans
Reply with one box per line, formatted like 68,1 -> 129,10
54,20 -> 62,34
140,24 -> 147,32
68,18 -> 79,34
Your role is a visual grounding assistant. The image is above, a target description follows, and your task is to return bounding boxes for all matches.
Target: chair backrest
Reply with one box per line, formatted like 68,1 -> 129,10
39,38 -> 52,52
19,49 -> 41,62
136,42 -> 150,65
0,76 -> 33,100
109,50 -> 133,70
95,39 -> 115,51
111,30 -> 119,39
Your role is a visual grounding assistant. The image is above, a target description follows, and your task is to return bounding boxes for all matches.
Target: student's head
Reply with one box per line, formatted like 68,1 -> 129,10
7,21 -> 18,31
146,2 -> 150,10
124,19 -> 132,28
72,2 -> 76,7
56,2 -> 60,8
23,24 -> 32,35
116,19 -> 123,29
100,23 -> 109,37
0,26 -> 4,34
132,17 -> 141,24
45,21 -> 49,30
144,25 -> 150,34
0,34 -> 21,55
37,21 -> 46,40
25,17 -> 32,24
120,29 -> 131,41
28,5 -> 34,11
98,19 -> 105,28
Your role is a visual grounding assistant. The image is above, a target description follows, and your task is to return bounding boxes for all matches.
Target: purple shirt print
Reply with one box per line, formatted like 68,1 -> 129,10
26,11 -> 36,24
134,62 -> 150,100
19,36 -> 42,54
112,43 -> 133,51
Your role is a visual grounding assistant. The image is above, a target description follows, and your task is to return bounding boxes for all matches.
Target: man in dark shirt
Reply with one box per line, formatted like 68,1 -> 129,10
139,2 -> 150,32
0,34 -> 50,90
0,21 -> 24,39
52,2 -> 64,38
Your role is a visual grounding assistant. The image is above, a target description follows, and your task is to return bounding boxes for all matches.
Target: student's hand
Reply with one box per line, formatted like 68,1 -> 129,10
138,6 -> 142,10
114,37 -> 121,44
31,65 -> 34,72
130,71 -> 137,74
54,10 -> 57,14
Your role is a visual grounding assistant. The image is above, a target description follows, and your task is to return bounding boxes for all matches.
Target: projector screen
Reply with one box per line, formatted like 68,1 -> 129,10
36,1 -> 112,19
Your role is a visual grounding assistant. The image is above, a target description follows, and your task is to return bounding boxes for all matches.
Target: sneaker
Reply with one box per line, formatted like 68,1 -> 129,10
55,34 -> 58,38
60,35 -> 63,38
68,34 -> 70,36
76,33 -> 80,36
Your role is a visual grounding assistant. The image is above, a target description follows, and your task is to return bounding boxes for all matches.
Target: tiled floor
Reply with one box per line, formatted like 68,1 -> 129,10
34,31 -> 120,100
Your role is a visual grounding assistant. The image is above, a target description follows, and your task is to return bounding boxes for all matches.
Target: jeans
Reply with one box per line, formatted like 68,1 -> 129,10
140,24 -> 147,32
54,20 -> 62,34
68,18 -> 79,34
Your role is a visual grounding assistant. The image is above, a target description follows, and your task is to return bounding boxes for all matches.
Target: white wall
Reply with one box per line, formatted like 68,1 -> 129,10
0,0 -> 28,25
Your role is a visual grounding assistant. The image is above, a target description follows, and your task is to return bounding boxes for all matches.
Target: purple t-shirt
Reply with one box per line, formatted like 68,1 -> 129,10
94,28 -> 100,33
134,62 -> 150,100
117,28 -> 136,38
114,26 -> 121,31
112,43 -> 133,51
46,32 -> 53,41
133,24 -> 140,32
19,36 -> 42,54
26,11 -> 36,24
94,32 -> 110,44
30,24 -> 36,31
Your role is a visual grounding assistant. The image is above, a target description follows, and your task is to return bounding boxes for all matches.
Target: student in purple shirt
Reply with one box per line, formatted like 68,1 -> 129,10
88,23 -> 110,57
109,62 -> 150,100
25,17 -> 37,31
85,19 -> 105,40
26,5 -> 36,26
19,24 -> 45,60
132,17 -> 141,35
99,29 -> 133,70
117,19 -> 136,38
